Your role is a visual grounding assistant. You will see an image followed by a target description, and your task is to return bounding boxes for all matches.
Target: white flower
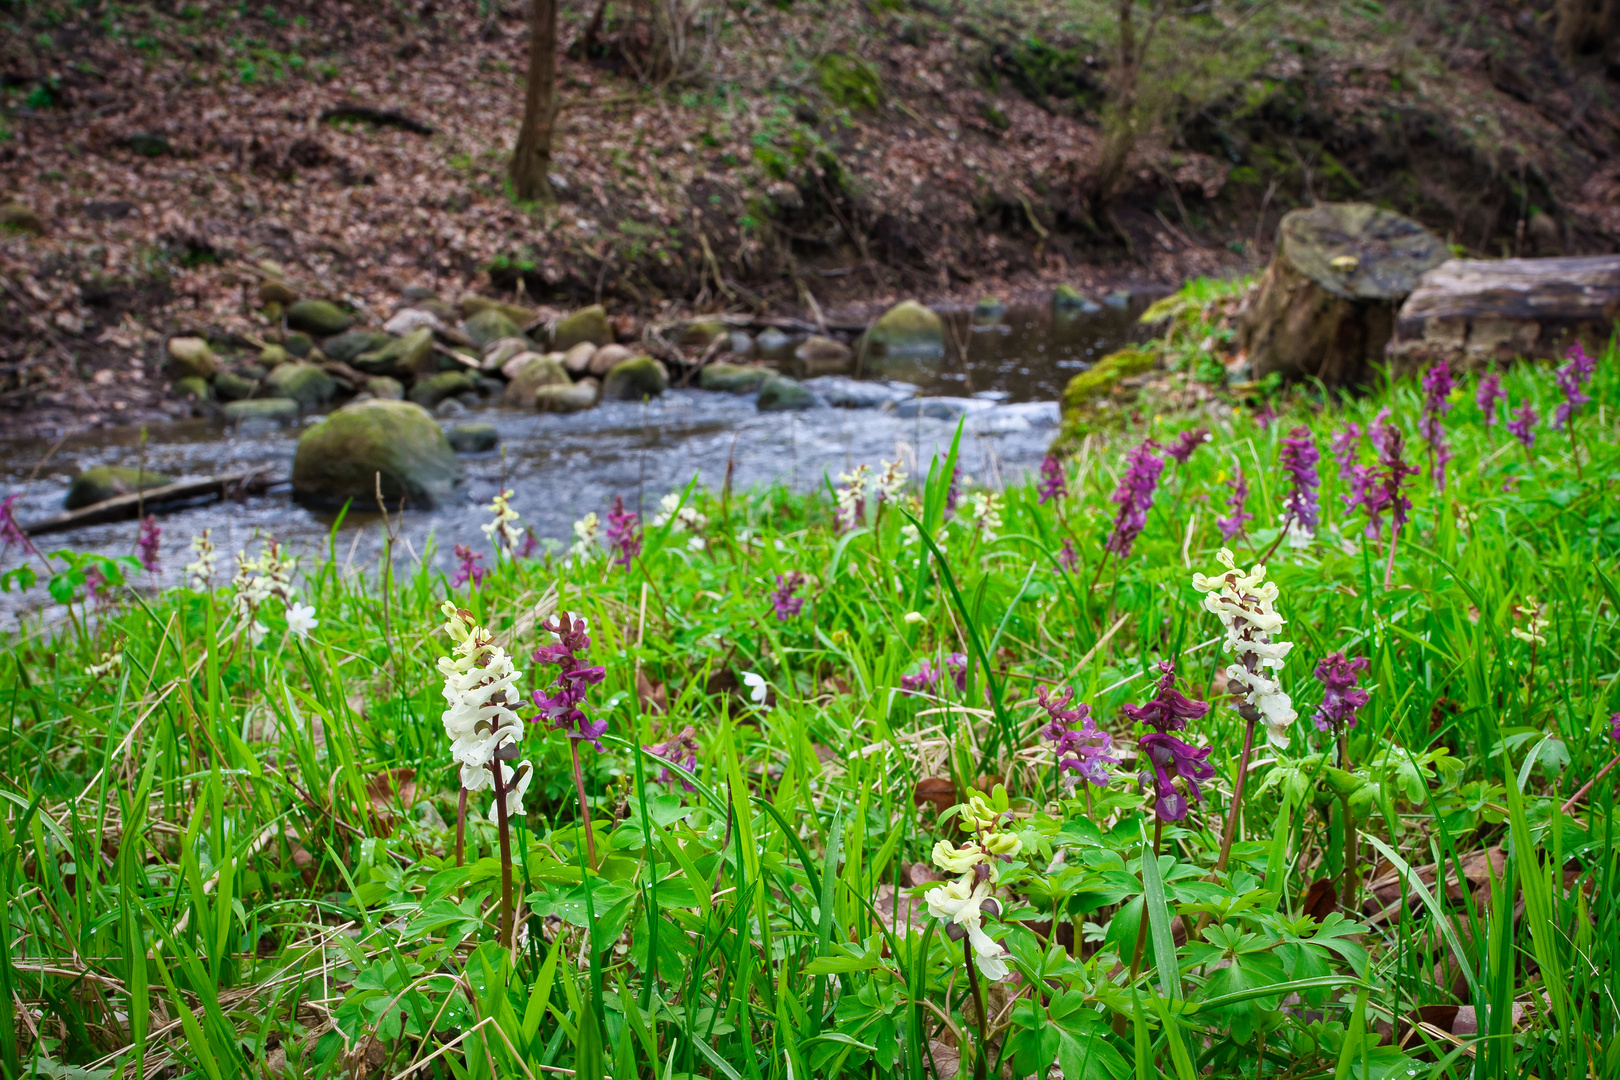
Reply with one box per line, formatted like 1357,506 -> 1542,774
651,493 -> 708,534
968,491 -> 1002,541
481,490 -> 524,552
437,601 -> 525,794
904,611 -> 925,624
834,465 -> 870,532
246,620 -> 269,648
85,649 -> 122,678
286,602 -> 319,638
742,671 -> 768,705
569,512 -> 600,561
924,877 -> 1010,981
687,535 -> 706,553
1193,547 -> 1296,748
481,760 -> 533,823
875,457 -> 908,503
185,530 -> 216,592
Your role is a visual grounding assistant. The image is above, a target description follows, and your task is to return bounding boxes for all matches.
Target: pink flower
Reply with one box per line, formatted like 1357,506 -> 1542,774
1105,440 -> 1164,558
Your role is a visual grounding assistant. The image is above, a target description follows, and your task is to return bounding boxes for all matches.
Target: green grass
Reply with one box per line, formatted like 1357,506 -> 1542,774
1,325 -> 1618,1079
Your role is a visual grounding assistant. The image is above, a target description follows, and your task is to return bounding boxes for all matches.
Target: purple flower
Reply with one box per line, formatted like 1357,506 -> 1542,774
532,611 -> 609,750
1475,373 -> 1506,427
1553,342 -> 1595,430
1311,652 -> 1370,734
136,515 -> 161,575
770,572 -> 805,621
1279,427 -> 1320,536
1331,423 -> 1364,478
1037,453 -> 1068,505
0,494 -> 38,557
1506,399 -> 1538,450
516,528 -> 539,560
1138,733 -> 1215,822
452,544 -> 488,589
1376,426 -> 1419,539
606,495 -> 641,569
1166,428 -> 1210,465
1036,685 -> 1117,789
1057,537 -> 1077,572
1419,361 -> 1455,491
646,725 -> 699,791
1610,712 -> 1620,743
1105,440 -> 1164,558
1122,661 -> 1211,734
946,652 -> 968,693
1253,403 -> 1277,430
901,660 -> 940,695
1217,464 -> 1252,542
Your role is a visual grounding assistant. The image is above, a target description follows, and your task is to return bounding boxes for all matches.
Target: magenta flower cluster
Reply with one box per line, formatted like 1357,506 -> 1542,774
531,612 -> 608,750
770,572 -> 805,620
606,495 -> 641,568
1166,428 -> 1210,464
1218,464 -> 1252,542
1475,373 -> 1506,427
646,725 -> 699,791
1506,400 -> 1538,450
1311,652 -> 1370,734
136,515 -> 161,575
452,544 -> 488,589
1554,342 -> 1596,430
902,652 -> 967,695
1036,685 -> 1117,790
1126,662 -> 1214,822
1418,361 -> 1455,491
1037,453 -> 1067,505
1341,418 -> 1417,540
1105,439 -> 1164,558
0,494 -> 35,555
1279,427 -> 1321,536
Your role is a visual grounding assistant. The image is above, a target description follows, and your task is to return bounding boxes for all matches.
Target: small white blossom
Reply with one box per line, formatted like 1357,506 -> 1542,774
968,491 -> 1002,541
1192,548 -> 1297,748
874,457 -> 908,503
924,877 -> 1010,981
482,490 -> 524,553
742,671 -> 768,705
85,649 -> 122,678
286,602 -> 319,638
569,512 -> 600,561
834,465 -> 870,532
185,530 -> 216,592
651,492 -> 708,534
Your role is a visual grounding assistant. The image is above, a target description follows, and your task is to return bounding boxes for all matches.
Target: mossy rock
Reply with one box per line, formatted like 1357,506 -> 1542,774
166,337 -> 217,379
283,331 -> 315,358
264,362 -> 337,407
213,370 -> 260,402
534,379 -> 600,413
173,376 -> 213,403
699,363 -> 770,393
974,296 -> 1007,322
291,400 -> 463,509
258,278 -> 298,306
1052,284 -> 1101,314
224,398 -> 300,428
65,467 -> 173,510
324,330 -> 392,364
447,423 -> 500,453
680,318 -> 728,347
409,370 -> 477,408
755,327 -> 794,360
259,344 -> 291,368
502,353 -> 569,405
461,295 -> 536,325
286,299 -> 353,337
463,308 -> 527,349
757,374 -> 815,412
601,354 -> 668,400
865,300 -> 945,378
791,336 -> 853,377
1059,347 -> 1158,412
353,328 -> 433,378
366,376 -> 405,401
553,305 -> 612,351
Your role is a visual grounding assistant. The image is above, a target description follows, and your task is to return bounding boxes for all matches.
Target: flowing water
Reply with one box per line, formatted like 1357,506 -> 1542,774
0,298 -> 1150,622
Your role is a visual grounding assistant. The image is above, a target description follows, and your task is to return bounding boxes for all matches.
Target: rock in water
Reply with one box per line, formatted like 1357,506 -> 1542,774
865,300 -> 945,377
409,371 -> 477,408
680,318 -> 728,347
325,331 -> 393,364
587,343 -> 633,377
1052,284 -> 1102,314
167,337 -> 218,379
699,363 -> 770,392
974,296 -> 1007,322
292,400 -> 463,509
66,467 -> 174,509
1237,202 -> 1446,386
755,327 -> 793,360
791,336 -> 853,377
463,308 -> 527,349
173,377 -> 213,404
265,362 -> 337,407
366,376 -> 405,400
502,353 -> 569,405
534,379 -> 600,413
213,371 -> 260,402
447,423 -> 500,453
757,374 -> 814,411
225,399 -> 300,428
385,308 -> 445,336
601,355 -> 668,400
353,329 -> 434,378
553,305 -> 613,351
286,300 -> 354,337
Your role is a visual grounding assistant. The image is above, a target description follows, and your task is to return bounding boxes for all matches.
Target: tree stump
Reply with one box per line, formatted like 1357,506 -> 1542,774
1387,256 -> 1620,375
1237,203 -> 1447,387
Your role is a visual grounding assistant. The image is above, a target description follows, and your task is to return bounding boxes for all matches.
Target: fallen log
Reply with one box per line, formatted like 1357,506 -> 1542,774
318,105 -> 434,135
1237,202 -> 1448,386
1387,255 -> 1620,373
23,472 -> 284,537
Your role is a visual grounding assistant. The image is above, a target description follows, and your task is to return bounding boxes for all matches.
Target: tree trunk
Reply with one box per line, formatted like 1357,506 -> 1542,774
1555,0 -> 1620,63
509,0 -> 559,204
1089,0 -> 1139,214
1236,202 -> 1446,387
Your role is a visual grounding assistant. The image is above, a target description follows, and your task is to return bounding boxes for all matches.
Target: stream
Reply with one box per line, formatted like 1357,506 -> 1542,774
0,298 -> 1149,623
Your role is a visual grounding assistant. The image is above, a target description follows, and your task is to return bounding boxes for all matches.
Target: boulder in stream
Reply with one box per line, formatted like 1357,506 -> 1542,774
224,398 -> 300,429
265,362 -> 337,407
66,467 -> 174,510
553,305 -> 613,351
463,308 -> 527,349
601,355 -> 668,400
365,376 -> 405,400
353,329 -> 433,378
699,363 -> 770,393
410,370 -> 477,408
587,343 -> 633,377
286,299 -> 353,337
502,353 -> 569,405
461,295 -> 537,325
292,400 -> 463,509
562,342 -> 597,375
1052,284 -> 1102,314
864,300 -> 945,377
792,335 -> 853,377
447,423 -> 500,453
167,337 -> 217,380
535,378 -> 600,413
757,374 -> 814,412
213,371 -> 260,402
324,331 -> 392,365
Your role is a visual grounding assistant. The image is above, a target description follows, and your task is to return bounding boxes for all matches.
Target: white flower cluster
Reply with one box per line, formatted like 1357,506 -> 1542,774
967,491 -> 1002,541
570,512 -> 600,562
230,540 -> 315,645
923,794 -> 1021,982
1192,547 -> 1297,749
482,490 -> 524,553
185,529 -> 216,592
874,457 -> 908,503
437,601 -> 532,822
834,464 -> 870,532
651,492 -> 708,534
85,647 -> 122,679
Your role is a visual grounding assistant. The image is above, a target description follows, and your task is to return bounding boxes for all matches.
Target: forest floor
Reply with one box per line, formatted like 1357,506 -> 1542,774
1,0 -> 1618,438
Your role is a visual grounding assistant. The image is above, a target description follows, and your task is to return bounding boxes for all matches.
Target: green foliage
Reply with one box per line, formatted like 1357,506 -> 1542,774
816,52 -> 882,111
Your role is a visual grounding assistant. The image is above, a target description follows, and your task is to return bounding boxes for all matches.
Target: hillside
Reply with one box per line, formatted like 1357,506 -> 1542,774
1,0 -> 1617,436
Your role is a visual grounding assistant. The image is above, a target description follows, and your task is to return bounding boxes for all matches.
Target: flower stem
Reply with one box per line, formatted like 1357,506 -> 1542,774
1338,789 -> 1358,914
1214,715 -> 1256,876
490,762 -> 514,949
965,938 -> 988,1080
1128,818 -> 1162,984
454,786 -> 468,868
570,739 -> 598,870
